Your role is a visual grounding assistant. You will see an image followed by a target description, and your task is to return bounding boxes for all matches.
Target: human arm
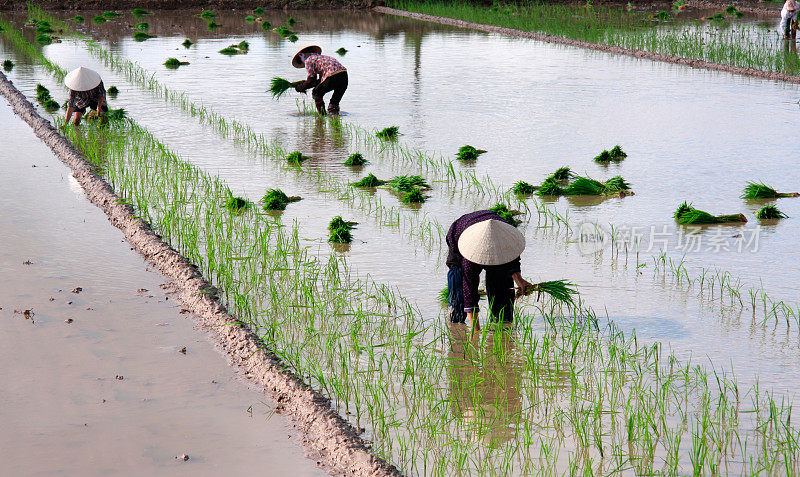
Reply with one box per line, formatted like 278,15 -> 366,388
462,260 -> 481,332
512,271 -> 533,297
65,105 -> 74,123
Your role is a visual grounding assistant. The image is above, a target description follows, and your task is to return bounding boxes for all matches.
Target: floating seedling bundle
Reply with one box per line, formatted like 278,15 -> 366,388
102,11 -> 122,20
512,181 -> 537,195
135,22 -> 149,31
269,77 -> 302,99
224,196 -> 251,213
756,205 -> 788,220
385,175 -> 430,192
182,39 -> 194,48
376,126 -> 399,140
352,173 -> 386,187
107,86 -> 119,96
328,216 -> 356,243
489,203 -> 522,226
134,31 -> 155,41
131,8 -> 151,17
273,25 -> 294,37
92,15 -> 106,24
674,201 -> 747,224
2,59 -> 13,71
164,58 -> 189,68
262,188 -> 301,211
71,15 -> 84,24
260,21 -> 272,31
35,83 -> 59,111
549,166 -> 574,181
287,17 -> 296,26
219,42 -> 248,55
207,20 -> 221,29
537,173 -> 632,197
343,153 -> 368,166
245,15 -> 256,23
741,181 -> 800,199
285,151 -> 309,165
594,145 -> 627,162
198,10 -> 216,19
254,7 -> 265,14
336,47 -> 348,55
455,145 -> 487,161
725,5 -> 743,17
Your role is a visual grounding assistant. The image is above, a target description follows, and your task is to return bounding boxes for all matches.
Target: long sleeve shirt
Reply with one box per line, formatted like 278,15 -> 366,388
68,81 -> 106,110
445,210 -> 521,312
304,54 -> 346,85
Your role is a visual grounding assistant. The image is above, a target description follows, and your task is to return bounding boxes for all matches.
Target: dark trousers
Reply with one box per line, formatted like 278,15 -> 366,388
312,71 -> 348,114
447,266 -> 515,323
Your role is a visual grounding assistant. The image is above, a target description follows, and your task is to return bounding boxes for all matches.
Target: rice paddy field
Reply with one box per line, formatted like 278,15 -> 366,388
3,3 -> 800,475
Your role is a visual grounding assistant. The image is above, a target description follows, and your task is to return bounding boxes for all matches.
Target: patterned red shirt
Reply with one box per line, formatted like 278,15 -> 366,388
305,54 -> 346,83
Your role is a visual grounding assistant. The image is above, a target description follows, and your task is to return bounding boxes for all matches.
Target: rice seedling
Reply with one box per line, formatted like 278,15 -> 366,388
385,175 -> 430,192
269,77 -> 301,99
131,8 -> 151,17
328,216 -> 354,243
274,25 -> 294,37
489,203 -> 522,226
105,108 -> 127,121
2,59 -> 13,71
512,181 -> 537,195
756,205 -> 788,219
741,181 -> 800,199
254,7 -> 265,14
520,280 -> 578,305
71,15 -> 84,24
674,202 -> 747,224
245,15 -> 256,22
537,178 -> 565,196
725,5 -> 744,17
672,0 -> 687,12
198,10 -> 216,19
35,33 -> 53,44
401,189 -> 426,203
182,39 -> 194,48
286,151 -> 309,165
102,11 -> 122,20
344,153 -> 368,166
594,145 -> 626,162
164,58 -> 189,69
287,16 -> 296,26
238,40 -> 249,51
219,46 -> 242,55
224,196 -> 252,214
336,47 -> 348,55
549,166 -> 573,181
287,34 -> 299,42
107,85 -> 119,96
207,20 -> 221,29
455,144 -> 487,161
651,10 -> 670,20
352,173 -> 386,187
376,126 -> 399,140
262,188 -> 302,210
35,22 -> 53,34
135,22 -> 149,31
134,31 -> 155,41
563,176 -> 606,195
261,21 -> 272,31
603,175 -> 631,191
34,83 -> 59,111
438,287 -> 449,304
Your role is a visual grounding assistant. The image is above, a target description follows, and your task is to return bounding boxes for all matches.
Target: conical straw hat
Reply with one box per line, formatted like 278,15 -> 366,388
64,67 -> 102,91
292,45 -> 322,68
457,219 -> 525,266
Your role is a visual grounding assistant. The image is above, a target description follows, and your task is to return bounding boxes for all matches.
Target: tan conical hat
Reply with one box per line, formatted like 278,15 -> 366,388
457,219 -> 525,266
64,67 -> 102,91
292,45 -> 321,68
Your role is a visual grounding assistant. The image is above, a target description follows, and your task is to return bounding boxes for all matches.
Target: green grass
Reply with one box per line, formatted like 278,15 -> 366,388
262,188 -> 301,210
343,152 -> 368,166
245,14 -> 256,22
287,34 -> 298,42
563,176 -> 607,195
261,20 -> 272,31
549,166 -> 573,181
525,280 -> 579,305
352,173 -> 386,187
756,205 -> 788,219
34,83 -> 59,111
594,145 -> 626,162
274,25 -> 294,37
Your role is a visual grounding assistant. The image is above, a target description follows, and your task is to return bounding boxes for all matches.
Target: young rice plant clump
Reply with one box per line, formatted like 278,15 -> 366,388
352,173 -> 386,187
344,152 -> 368,166
756,205 -> 788,219
455,144 -> 487,161
262,188 -> 301,210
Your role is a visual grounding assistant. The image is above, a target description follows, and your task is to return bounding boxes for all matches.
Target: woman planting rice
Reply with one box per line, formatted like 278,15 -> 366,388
780,0 -> 798,39
291,45 -> 348,115
445,210 -> 533,332
63,67 -> 107,125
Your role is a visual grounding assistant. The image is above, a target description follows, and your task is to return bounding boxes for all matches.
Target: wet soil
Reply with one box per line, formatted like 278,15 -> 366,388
0,0 -> 380,11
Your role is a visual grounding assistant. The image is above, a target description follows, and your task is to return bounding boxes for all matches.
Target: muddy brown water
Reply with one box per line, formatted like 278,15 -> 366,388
0,97 -> 324,475
3,5 -> 800,454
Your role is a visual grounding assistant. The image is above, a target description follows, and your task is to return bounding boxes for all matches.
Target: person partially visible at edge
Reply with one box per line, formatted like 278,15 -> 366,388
780,0 -> 798,39
292,45 -> 348,115
64,66 -> 107,126
445,210 -> 533,332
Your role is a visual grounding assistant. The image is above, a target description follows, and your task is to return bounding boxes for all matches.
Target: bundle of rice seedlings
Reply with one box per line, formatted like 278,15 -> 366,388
274,25 -> 293,37
2,59 -> 13,71
132,8 -> 151,17
92,15 -> 107,24
741,181 -> 800,199
35,22 -> 53,34
219,45 -> 243,55
107,86 -> 119,96
261,21 -> 272,31
182,39 -> 194,48
401,189 -> 426,203
224,196 -> 251,213
102,11 -> 122,20
287,34 -> 299,42
376,126 -> 399,140
725,5 -> 743,17
71,15 -> 84,24
651,10 -> 670,20
603,175 -> 631,191
336,47 -> 348,55
238,40 -> 249,51
537,179 -> 564,196
705,12 -> 726,21
385,175 -> 429,192
287,17 -> 296,26
198,10 -> 216,19
563,176 -> 606,195
262,188 -> 301,210
674,202 -> 747,224
352,173 -> 385,187
757,205 -> 788,219
35,84 -> 59,111
672,0 -> 687,11
285,151 -> 309,165
245,15 -> 256,22
164,58 -> 189,68
207,20 -> 221,29
489,203 -> 522,226
549,166 -> 573,181
36,34 -> 53,44
134,31 -> 155,41
328,216 -> 355,243
343,153 -> 368,166
512,181 -> 537,195
438,287 -> 449,304
254,7 -> 265,14
269,77 -> 301,99
105,108 -> 127,121
455,145 -> 487,161
609,145 -> 627,159
135,22 -> 149,31
523,280 -> 579,305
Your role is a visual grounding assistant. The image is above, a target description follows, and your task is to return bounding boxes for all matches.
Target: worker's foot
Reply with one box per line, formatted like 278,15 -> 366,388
327,104 -> 340,115
314,100 -> 326,116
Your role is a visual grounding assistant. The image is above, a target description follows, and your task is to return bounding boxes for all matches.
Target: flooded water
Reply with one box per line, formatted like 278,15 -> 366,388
0,97 -> 323,476
3,6 -> 800,473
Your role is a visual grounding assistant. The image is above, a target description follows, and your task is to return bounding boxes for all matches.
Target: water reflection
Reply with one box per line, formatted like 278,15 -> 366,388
447,323 -> 522,446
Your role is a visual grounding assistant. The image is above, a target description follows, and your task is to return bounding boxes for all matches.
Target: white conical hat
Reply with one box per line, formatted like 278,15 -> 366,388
64,67 -> 102,91
457,219 -> 525,266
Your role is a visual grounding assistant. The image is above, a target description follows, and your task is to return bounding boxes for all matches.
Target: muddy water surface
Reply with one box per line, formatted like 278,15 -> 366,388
0,98 -> 324,475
